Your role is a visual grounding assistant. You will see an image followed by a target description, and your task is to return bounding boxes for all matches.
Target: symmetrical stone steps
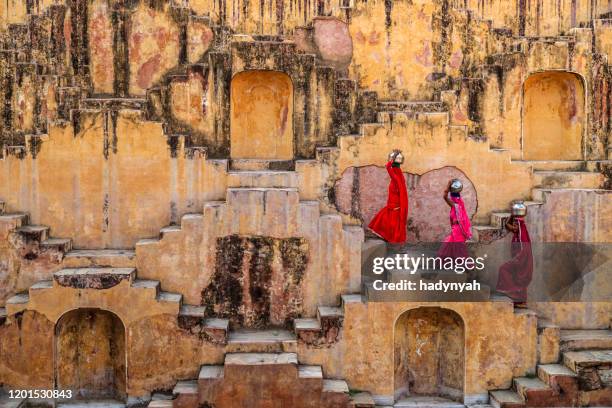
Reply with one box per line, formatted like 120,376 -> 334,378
2,267 -> 183,321
164,351 -> 366,408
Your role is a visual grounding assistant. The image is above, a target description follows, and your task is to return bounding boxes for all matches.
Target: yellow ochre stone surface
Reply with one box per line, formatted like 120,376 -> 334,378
0,0 -> 610,405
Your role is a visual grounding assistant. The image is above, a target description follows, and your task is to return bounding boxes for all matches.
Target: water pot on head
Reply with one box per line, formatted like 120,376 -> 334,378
449,179 -> 463,193
388,150 -> 404,164
512,201 -> 527,217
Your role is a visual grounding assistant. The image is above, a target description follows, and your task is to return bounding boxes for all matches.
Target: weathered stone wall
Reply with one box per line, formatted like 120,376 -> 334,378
0,111 -> 227,249
297,300 -> 538,404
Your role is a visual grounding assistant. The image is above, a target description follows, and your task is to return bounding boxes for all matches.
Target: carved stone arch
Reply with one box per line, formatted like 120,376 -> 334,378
394,306 -> 465,403
522,71 -> 586,160
54,308 -> 127,400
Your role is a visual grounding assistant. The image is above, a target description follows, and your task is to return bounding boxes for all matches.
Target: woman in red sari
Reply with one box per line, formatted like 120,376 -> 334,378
437,179 -> 472,259
368,149 -> 408,244
496,202 -> 533,306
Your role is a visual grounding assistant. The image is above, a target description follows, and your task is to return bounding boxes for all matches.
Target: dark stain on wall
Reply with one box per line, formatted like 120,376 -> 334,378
202,235 -> 308,328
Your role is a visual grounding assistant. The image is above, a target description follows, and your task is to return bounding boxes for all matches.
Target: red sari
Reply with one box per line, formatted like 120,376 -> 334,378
496,217 -> 533,302
437,195 -> 472,259
368,161 -> 408,243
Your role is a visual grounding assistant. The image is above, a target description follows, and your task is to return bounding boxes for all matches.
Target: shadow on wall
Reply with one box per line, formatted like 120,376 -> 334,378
334,166 -> 477,242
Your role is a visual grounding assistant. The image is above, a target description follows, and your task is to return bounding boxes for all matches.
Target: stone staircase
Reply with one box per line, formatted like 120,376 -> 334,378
160,351 -> 372,408
0,206 -> 73,260
293,294 -> 358,347
2,266 -> 183,318
471,158 -> 611,243
489,327 -> 612,407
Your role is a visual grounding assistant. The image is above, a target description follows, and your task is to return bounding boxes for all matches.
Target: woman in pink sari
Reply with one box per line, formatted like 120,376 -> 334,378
437,179 -> 472,259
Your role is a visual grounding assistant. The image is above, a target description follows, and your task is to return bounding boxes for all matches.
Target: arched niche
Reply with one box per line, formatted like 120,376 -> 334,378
230,70 -> 294,160
394,307 -> 465,402
55,308 -> 127,400
522,71 -> 585,160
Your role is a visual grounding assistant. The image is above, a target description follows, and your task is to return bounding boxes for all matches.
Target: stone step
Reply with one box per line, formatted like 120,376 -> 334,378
147,401 -> 172,408
227,328 -> 297,353
30,280 -> 53,292
560,329 -> 612,351
317,306 -> 343,321
199,365 -> 224,380
532,187 -> 609,202
63,249 -> 136,268
351,391 -> 376,407
513,160 -> 586,171
172,380 -> 198,396
224,352 -> 298,367
322,379 -> 349,394
513,377 -> 550,399
489,389 -> 524,408
157,292 -> 182,305
563,349 -> 612,371
15,225 -> 49,241
227,170 -> 298,188
53,267 -> 136,289
537,364 -> 577,384
40,238 -> 72,252
294,317 -> 321,333
298,365 -> 323,379
5,293 -> 29,315
533,170 -> 604,189
230,159 -> 295,171
7,293 -> 29,305
393,396 -> 464,407
341,293 -> 363,307
131,279 -> 160,297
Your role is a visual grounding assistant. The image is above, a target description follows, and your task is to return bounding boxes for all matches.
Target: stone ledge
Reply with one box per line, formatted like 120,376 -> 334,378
53,267 -> 136,289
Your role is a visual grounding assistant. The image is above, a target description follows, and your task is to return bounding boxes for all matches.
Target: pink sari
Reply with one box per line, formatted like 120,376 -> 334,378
437,195 -> 472,259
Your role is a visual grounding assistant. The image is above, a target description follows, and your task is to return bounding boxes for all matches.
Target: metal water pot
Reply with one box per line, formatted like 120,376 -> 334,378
511,201 -> 527,216
449,179 -> 463,193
